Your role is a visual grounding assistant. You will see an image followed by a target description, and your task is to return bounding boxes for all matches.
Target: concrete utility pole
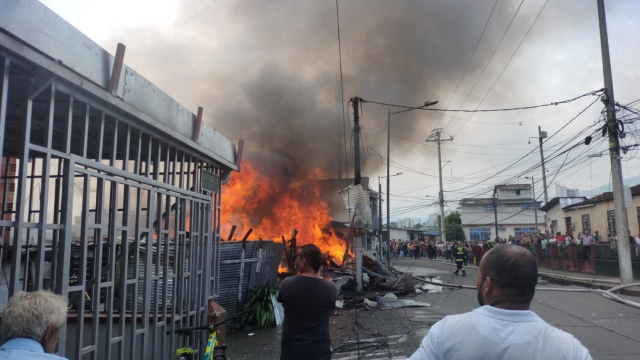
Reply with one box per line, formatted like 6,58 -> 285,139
351,97 -> 364,291
426,128 -> 453,243
379,181 -> 383,261
538,126 -> 549,204
493,186 -> 499,240
597,0 -> 633,284
526,176 -> 538,232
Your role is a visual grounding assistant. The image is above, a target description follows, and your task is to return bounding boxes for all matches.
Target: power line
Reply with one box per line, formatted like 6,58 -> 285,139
361,89 -> 603,114
335,0 -> 349,189
433,0 -> 500,129
453,0 -> 551,137
443,0 -> 525,131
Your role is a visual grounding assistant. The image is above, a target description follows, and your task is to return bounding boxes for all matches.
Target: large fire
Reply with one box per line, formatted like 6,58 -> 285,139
221,161 -> 347,261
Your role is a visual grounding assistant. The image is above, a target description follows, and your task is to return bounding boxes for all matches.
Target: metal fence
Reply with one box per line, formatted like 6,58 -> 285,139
218,240 -> 284,319
0,48 -> 226,359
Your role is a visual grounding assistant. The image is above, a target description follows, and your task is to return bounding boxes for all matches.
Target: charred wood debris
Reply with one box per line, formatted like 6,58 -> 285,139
224,225 -> 433,310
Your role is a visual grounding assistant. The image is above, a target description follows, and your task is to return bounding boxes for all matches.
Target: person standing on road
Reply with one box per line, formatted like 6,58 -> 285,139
453,242 -> 466,276
556,232 -> 565,248
473,242 -> 483,265
445,242 -> 452,261
541,237 -> 548,255
594,231 -> 601,244
277,244 -> 338,360
580,231 -> 595,260
409,245 -> 592,360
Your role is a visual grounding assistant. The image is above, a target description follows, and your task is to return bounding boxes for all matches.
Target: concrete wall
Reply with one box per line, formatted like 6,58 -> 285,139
497,188 -> 532,200
461,204 -> 543,228
389,228 -> 409,241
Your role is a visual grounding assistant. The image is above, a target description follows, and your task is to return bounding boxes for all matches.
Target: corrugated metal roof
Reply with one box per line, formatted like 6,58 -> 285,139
217,240 -> 284,318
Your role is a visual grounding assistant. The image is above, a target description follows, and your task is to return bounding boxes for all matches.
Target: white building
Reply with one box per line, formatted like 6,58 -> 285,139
459,184 -> 544,241
556,183 -> 580,198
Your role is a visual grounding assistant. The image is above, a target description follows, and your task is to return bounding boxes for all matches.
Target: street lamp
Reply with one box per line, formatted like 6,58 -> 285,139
524,176 -> 538,232
385,100 -> 438,267
378,172 -> 402,261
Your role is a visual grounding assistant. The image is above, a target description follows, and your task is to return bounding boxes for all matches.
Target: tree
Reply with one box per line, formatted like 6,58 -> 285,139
444,211 -> 466,241
390,221 -> 398,228
412,223 -> 423,230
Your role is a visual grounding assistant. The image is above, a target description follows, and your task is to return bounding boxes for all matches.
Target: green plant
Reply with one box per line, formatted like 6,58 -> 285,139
243,286 -> 277,329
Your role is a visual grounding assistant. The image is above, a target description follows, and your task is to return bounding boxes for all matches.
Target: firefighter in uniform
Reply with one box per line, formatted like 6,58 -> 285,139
453,242 -> 466,276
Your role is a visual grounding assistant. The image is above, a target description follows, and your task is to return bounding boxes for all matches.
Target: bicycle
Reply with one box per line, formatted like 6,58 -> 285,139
171,308 -> 251,360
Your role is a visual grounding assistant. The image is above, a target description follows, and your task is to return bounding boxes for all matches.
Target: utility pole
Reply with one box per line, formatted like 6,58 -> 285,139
351,97 -> 363,291
352,97 -> 362,185
597,0 -> 633,284
493,186 -> 499,241
538,126 -> 549,204
527,176 -> 539,232
426,128 -> 453,243
379,181 -> 383,261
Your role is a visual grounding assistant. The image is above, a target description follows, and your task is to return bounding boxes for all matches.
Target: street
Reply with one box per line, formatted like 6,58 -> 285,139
227,258 -> 640,360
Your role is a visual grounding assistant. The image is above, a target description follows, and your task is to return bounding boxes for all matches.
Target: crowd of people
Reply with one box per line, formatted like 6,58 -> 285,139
381,228 -> 640,264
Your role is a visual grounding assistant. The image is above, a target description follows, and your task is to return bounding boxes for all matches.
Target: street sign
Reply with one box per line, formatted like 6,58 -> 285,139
201,169 -> 220,194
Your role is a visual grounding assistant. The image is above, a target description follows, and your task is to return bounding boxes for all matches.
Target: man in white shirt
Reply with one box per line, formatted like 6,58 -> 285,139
409,245 -> 592,360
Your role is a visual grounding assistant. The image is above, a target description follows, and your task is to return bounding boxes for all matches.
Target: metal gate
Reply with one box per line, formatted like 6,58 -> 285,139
0,44 -> 229,358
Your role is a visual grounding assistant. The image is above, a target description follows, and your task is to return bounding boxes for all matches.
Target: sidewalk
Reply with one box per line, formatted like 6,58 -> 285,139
536,266 -> 640,296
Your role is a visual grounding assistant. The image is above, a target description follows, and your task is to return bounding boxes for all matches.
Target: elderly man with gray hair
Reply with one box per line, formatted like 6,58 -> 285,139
0,290 -> 68,359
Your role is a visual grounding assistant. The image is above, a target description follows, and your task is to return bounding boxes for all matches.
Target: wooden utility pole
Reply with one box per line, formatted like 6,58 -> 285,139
351,97 -> 363,291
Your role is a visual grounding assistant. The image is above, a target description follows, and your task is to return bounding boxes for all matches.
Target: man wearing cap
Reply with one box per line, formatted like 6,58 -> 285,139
594,231 -> 601,244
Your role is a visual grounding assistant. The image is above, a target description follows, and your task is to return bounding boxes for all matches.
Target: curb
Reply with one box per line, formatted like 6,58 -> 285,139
538,273 -> 640,297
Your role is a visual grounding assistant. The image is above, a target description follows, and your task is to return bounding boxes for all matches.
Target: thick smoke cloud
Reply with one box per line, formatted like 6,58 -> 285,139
111,0 -> 521,177
109,0 -> 640,199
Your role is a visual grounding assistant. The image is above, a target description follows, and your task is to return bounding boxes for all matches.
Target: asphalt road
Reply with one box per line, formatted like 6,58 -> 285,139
226,258 -> 640,360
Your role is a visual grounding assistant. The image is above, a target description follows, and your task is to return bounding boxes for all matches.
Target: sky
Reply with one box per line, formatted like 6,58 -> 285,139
39,0 -> 640,223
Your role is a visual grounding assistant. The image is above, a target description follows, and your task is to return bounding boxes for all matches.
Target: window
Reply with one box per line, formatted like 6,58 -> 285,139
581,214 -> 591,233
6,202 -> 13,212
637,207 -> 640,232
607,210 -> 615,235
516,190 -> 522,195
8,182 -> 15,192
9,163 -> 16,173
521,203 -> 539,211
484,204 -> 495,212
470,228 -> 491,241
515,227 -> 536,236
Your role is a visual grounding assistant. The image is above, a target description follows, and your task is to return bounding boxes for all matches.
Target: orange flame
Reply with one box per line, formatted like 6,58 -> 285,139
221,161 -> 346,261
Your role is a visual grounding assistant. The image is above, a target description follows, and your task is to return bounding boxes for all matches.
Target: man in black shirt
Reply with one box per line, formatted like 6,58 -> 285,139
277,244 -> 338,360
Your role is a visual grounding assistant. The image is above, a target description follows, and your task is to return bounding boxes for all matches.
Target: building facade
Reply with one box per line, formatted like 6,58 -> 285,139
460,184 -> 543,241
543,185 -> 640,238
